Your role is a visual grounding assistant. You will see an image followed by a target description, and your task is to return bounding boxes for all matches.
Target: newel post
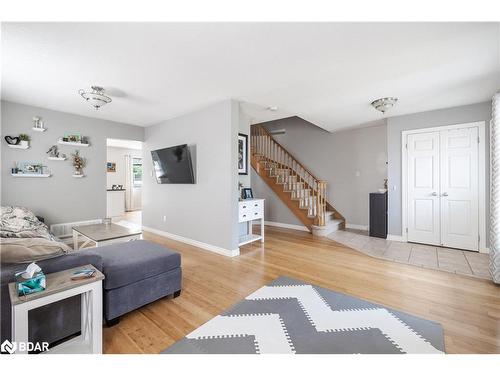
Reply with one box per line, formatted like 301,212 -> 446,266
317,180 -> 328,226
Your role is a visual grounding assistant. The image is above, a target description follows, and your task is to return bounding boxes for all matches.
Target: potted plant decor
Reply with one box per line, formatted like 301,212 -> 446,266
19,134 -> 30,148
71,150 -> 86,177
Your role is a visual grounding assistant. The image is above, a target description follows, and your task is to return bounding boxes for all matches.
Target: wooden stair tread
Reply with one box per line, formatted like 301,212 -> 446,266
251,125 -> 345,233
251,156 -> 315,230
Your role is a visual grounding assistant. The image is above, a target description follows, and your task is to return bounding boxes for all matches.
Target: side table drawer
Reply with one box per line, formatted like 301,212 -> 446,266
238,200 -> 264,222
239,207 -> 263,222
239,210 -> 251,222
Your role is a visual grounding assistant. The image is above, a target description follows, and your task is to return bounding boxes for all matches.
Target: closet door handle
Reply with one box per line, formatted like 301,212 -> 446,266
431,192 -> 438,196
442,192 -> 449,197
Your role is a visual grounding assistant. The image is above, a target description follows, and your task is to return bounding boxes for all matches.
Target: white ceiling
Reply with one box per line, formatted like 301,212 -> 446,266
2,23 -> 499,132
107,138 -> 142,150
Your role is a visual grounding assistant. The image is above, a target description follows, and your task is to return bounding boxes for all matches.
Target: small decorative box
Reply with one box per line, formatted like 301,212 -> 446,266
15,271 -> 46,296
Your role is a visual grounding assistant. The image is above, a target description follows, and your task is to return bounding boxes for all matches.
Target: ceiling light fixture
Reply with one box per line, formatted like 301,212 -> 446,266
371,97 -> 398,114
267,106 -> 279,111
78,86 -> 112,110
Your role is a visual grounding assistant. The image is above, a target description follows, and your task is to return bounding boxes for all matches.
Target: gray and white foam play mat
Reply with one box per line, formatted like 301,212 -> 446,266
163,276 -> 445,354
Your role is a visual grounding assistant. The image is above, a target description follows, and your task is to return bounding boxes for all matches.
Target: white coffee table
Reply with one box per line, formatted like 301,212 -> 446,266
9,264 -> 104,354
72,223 -> 142,250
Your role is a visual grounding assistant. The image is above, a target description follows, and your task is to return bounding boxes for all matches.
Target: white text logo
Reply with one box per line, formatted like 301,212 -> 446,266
1,340 -> 16,354
1,339 -> 49,354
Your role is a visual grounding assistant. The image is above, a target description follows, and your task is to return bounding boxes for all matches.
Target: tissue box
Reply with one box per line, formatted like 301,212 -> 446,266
15,271 -> 46,296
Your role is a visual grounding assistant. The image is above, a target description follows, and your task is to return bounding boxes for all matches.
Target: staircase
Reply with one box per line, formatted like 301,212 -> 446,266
250,125 -> 345,236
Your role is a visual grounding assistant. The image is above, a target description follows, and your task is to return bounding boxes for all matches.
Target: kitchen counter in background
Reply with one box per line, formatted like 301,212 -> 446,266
107,189 -> 125,217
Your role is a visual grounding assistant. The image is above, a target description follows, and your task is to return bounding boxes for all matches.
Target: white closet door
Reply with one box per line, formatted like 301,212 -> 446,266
440,127 -> 479,251
407,132 -> 441,245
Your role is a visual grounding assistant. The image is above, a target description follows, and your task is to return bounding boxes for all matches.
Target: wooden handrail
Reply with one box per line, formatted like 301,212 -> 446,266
252,125 -> 320,182
251,124 -> 331,227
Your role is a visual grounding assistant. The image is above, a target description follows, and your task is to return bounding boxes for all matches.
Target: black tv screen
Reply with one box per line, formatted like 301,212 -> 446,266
151,144 -> 195,184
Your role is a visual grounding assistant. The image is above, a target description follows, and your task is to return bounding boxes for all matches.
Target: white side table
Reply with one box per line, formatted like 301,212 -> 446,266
238,199 -> 265,246
9,264 -> 105,354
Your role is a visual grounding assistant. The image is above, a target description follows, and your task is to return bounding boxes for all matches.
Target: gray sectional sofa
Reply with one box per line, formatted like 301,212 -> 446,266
1,240 -> 182,345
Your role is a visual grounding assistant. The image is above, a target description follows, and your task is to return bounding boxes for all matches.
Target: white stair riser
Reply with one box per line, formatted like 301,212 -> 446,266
311,220 -> 343,237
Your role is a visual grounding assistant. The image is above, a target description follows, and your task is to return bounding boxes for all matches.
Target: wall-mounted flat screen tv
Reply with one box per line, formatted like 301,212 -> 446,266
151,144 -> 195,184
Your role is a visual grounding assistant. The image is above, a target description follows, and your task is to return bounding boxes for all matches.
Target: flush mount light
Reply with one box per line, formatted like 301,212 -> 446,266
78,86 -> 112,110
371,97 -> 398,114
267,106 -> 279,111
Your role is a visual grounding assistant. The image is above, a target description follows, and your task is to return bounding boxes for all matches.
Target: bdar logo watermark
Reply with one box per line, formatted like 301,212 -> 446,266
1,339 -> 49,354
1,340 -> 16,354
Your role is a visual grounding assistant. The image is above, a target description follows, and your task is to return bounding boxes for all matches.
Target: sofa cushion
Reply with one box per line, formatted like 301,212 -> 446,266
0,237 -> 72,264
92,240 -> 181,290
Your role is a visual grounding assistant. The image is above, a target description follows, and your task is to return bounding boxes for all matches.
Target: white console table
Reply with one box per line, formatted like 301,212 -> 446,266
238,198 -> 265,246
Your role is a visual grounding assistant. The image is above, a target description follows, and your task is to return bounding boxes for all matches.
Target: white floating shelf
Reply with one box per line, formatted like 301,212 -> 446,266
7,144 -> 30,149
72,174 -> 85,178
32,127 -> 47,132
58,139 -> 90,147
48,156 -> 66,161
12,173 -> 51,178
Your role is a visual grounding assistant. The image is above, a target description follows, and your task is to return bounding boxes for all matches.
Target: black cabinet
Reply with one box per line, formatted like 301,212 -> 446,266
369,192 -> 387,239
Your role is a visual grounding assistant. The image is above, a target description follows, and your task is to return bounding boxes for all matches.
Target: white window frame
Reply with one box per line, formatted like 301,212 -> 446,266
132,157 -> 143,188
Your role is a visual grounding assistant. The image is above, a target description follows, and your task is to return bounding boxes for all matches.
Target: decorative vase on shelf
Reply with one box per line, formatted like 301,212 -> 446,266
18,134 -> 30,147
33,116 -> 46,131
71,150 -> 86,177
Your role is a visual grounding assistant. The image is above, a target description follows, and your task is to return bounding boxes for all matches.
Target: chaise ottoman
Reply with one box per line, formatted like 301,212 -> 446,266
92,240 -> 182,325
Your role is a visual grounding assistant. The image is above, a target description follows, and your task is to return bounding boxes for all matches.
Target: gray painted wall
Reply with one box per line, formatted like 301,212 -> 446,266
251,117 -> 388,227
238,106 -> 252,236
1,101 -> 144,225
142,100 -> 240,252
387,101 -> 491,239
251,168 -> 304,227
238,108 -> 251,189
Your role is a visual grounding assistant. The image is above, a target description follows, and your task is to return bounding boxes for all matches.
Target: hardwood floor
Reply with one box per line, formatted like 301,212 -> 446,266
103,226 -> 500,354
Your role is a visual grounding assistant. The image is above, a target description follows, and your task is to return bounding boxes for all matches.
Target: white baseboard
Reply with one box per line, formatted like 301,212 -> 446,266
264,221 -> 310,232
142,225 -> 240,257
387,234 -> 405,242
479,247 -> 490,254
345,223 -> 369,231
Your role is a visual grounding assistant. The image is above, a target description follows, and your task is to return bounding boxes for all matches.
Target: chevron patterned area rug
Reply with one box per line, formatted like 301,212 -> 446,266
163,277 -> 445,354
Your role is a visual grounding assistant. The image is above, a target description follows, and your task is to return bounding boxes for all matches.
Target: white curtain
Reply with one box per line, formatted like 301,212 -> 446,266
490,90 -> 500,284
124,154 -> 133,211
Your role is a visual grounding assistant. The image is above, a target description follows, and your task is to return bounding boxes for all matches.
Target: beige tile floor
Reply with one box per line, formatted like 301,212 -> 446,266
327,229 -> 491,280
113,210 -> 142,226
113,210 -> 142,231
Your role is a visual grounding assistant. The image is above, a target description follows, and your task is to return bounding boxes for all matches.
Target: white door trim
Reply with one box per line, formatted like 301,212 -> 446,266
401,121 -> 487,253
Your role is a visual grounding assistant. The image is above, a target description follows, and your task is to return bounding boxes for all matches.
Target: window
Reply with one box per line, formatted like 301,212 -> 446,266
132,158 -> 142,187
